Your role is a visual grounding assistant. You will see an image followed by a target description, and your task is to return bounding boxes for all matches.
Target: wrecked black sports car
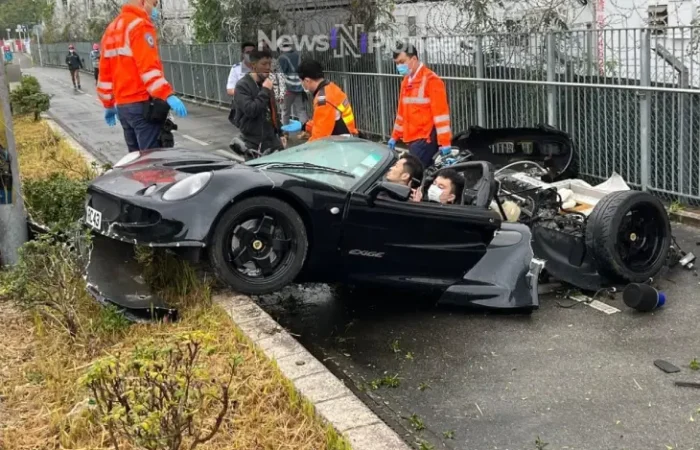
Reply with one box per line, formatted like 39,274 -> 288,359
430,124 -> 673,292
84,136 -> 544,312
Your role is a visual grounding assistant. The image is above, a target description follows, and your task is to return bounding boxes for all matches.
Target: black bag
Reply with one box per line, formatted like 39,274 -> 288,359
143,96 -> 171,124
158,118 -> 178,148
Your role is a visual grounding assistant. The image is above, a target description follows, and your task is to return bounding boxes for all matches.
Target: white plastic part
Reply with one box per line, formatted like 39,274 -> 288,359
114,151 -> 141,168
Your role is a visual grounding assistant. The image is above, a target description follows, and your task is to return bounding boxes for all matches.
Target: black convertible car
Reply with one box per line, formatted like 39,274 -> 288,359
84,136 -> 544,312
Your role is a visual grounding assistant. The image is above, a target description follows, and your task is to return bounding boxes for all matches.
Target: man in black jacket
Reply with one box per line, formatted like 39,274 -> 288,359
66,45 -> 83,90
232,48 -> 286,157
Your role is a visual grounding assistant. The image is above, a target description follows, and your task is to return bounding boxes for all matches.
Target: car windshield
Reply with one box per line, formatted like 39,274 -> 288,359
245,137 -> 389,190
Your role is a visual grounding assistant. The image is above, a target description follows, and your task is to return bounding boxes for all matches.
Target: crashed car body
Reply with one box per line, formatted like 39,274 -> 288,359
84,136 -> 544,311
431,124 -> 673,292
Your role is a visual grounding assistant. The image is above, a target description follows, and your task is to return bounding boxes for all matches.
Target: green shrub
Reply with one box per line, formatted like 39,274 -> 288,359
23,172 -> 89,232
11,75 -> 50,120
80,331 -> 238,450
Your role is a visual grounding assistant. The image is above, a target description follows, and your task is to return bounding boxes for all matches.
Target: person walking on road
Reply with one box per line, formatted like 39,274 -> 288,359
281,59 -> 358,142
97,0 -> 188,153
278,42 -> 309,137
66,45 -> 83,90
388,42 -> 453,168
90,43 -> 100,85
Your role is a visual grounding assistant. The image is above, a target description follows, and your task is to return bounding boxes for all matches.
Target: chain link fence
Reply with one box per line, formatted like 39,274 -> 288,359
32,26 -> 700,204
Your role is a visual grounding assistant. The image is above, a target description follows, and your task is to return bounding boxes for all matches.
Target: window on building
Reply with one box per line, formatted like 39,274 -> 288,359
62,0 -> 68,7
648,4 -> 668,34
407,16 -> 417,36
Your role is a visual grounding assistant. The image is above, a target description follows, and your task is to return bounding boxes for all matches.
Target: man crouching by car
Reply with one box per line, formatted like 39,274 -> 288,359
232,48 -> 287,157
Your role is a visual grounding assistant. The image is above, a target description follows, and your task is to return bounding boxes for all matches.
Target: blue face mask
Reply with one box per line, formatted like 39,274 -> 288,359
150,7 -> 159,23
396,63 -> 409,76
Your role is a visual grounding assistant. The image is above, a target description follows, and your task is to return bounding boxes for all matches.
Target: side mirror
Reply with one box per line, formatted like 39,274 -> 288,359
369,181 -> 412,204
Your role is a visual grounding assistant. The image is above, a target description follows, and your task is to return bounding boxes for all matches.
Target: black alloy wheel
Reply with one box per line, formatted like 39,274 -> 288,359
209,196 -> 308,295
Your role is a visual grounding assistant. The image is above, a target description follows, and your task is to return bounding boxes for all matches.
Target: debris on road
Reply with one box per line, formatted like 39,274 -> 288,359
674,381 -> 700,389
654,360 -> 681,374
623,283 -> 667,312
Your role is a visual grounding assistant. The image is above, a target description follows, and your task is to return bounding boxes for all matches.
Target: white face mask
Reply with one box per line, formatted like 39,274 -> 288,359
428,184 -> 443,202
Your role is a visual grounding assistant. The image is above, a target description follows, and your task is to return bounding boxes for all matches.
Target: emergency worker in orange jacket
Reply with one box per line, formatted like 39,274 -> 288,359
281,59 -> 358,142
388,43 -> 453,167
97,0 -> 188,152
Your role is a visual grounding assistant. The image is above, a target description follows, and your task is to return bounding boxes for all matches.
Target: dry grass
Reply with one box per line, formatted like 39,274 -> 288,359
14,115 -> 95,182
0,118 -> 351,450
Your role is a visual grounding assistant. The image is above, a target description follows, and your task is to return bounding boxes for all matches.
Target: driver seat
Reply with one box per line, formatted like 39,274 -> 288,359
445,161 -> 497,208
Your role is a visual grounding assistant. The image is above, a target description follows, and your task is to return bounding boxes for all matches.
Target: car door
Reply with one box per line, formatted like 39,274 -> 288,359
339,193 -> 501,288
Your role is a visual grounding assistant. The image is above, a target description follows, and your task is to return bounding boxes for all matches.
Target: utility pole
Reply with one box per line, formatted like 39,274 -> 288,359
0,56 -> 28,266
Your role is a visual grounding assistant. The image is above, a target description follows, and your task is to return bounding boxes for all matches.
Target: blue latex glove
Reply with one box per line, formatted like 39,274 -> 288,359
104,107 -> 118,127
388,138 -> 396,150
167,95 -> 188,117
281,120 -> 302,132
439,146 -> 452,156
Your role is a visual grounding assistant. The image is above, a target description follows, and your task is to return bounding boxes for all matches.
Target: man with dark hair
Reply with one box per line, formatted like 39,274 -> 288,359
278,41 -> 309,131
232,48 -> 286,156
412,168 -> 464,204
385,153 -> 424,189
389,41 -> 453,168
281,59 -> 358,141
226,41 -> 255,131
66,44 -> 83,90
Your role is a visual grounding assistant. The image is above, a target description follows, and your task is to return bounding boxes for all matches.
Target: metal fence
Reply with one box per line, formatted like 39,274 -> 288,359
33,26 -> 700,204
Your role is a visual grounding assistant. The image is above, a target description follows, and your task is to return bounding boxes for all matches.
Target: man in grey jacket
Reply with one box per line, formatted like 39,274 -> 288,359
233,48 -> 286,157
278,43 -> 309,130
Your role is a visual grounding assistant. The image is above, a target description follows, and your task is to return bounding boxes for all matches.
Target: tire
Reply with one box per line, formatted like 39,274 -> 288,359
585,190 -> 671,283
208,196 -> 308,295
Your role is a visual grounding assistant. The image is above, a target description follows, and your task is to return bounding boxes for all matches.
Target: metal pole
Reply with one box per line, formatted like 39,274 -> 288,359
375,47 -> 388,140
35,28 -> 43,66
546,32 -> 557,127
0,60 -> 28,266
475,36 -> 485,127
640,30 -> 651,192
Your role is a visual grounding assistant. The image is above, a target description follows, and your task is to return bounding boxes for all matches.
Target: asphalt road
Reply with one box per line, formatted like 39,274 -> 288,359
24,61 -> 700,450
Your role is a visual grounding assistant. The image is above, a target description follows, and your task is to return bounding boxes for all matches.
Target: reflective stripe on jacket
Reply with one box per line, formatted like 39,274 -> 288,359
391,65 -> 452,148
306,80 -> 358,142
97,4 -> 174,108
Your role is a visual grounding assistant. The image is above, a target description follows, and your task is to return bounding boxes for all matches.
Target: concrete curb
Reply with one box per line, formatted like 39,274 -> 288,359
214,293 -> 413,450
669,209 -> 700,229
43,117 -> 103,170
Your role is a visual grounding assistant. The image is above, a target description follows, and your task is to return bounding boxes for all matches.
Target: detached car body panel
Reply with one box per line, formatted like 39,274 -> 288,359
84,137 -> 542,313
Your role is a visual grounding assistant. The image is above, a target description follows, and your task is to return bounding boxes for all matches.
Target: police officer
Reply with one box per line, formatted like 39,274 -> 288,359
97,0 -> 188,152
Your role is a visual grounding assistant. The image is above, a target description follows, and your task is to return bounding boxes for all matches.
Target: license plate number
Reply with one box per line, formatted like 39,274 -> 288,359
86,206 -> 102,230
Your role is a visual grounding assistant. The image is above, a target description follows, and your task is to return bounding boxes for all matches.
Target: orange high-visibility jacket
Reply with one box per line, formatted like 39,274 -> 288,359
391,65 -> 452,148
305,81 -> 358,142
97,4 -> 174,109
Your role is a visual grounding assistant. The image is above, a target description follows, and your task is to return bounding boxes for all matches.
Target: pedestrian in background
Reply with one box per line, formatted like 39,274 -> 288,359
90,43 -> 100,85
388,42 -> 453,167
98,0 -> 188,152
262,42 -> 286,111
278,42 -> 310,138
66,44 -> 83,90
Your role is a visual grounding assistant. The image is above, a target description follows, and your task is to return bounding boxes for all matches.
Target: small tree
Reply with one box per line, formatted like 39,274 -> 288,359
80,331 -> 239,450
10,75 -> 50,121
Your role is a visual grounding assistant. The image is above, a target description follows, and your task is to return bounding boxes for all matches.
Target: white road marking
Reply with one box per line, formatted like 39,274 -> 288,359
179,133 -> 209,146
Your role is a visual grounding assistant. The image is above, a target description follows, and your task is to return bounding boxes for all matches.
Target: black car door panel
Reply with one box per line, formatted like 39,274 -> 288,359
340,194 -> 500,285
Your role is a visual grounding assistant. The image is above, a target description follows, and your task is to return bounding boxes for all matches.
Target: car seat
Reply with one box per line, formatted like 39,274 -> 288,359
448,161 -> 497,208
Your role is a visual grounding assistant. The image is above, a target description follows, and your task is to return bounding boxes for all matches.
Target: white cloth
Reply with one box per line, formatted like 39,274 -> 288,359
227,62 -> 251,91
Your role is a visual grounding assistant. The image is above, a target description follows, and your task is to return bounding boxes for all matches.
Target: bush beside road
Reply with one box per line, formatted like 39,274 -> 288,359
0,91 -> 351,449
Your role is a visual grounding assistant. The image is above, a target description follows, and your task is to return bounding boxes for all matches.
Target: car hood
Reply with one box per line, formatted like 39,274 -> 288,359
90,148 -> 246,197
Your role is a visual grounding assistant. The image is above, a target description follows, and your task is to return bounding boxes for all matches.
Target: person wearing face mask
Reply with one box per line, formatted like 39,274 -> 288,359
66,45 -> 83,90
389,42 -> 453,168
226,42 -> 255,135
277,42 -> 309,137
232,48 -> 286,157
412,169 -> 464,205
280,59 -> 358,142
97,0 -> 188,152
90,44 -> 100,85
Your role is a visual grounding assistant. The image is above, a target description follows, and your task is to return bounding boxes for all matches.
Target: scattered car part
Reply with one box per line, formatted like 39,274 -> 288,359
654,359 -> 681,374
679,251 -> 696,270
674,381 -> 700,389
622,283 -> 666,312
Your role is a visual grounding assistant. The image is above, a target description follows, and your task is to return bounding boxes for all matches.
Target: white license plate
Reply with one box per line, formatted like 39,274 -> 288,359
85,206 -> 102,230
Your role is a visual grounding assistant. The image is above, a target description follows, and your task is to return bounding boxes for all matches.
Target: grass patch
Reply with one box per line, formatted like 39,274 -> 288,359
0,117 -> 352,449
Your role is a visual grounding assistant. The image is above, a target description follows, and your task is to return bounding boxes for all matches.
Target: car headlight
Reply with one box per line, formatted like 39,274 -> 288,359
162,172 -> 212,201
114,152 -> 141,168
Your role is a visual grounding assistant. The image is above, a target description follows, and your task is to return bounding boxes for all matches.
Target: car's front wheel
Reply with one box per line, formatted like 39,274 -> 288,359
209,196 -> 308,295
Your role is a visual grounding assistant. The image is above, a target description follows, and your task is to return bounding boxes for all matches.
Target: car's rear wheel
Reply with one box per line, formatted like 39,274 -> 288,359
585,190 -> 671,283
209,196 -> 308,295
